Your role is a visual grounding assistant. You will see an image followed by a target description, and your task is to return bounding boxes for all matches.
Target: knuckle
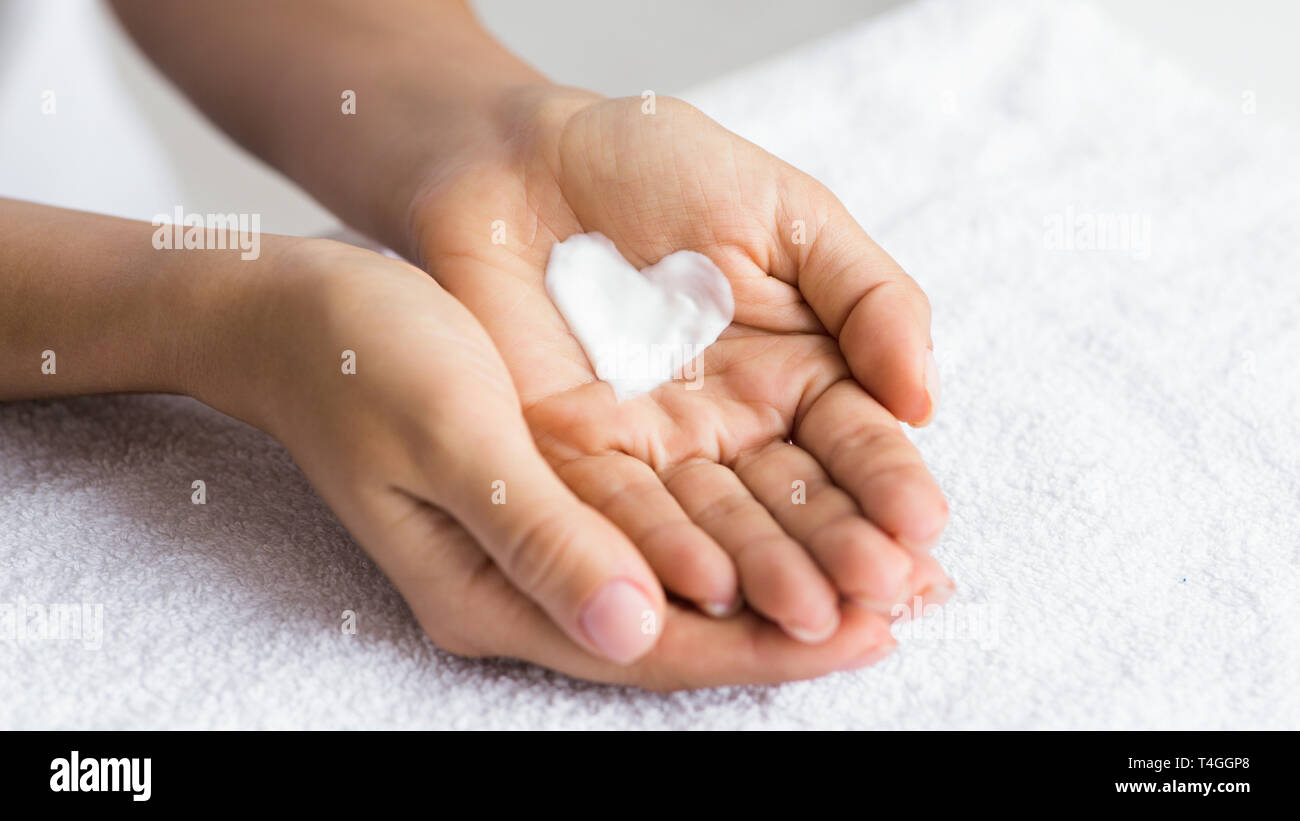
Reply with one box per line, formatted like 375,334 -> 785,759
831,422 -> 905,476
501,510 -> 578,597
809,515 -> 871,572
743,541 -> 815,618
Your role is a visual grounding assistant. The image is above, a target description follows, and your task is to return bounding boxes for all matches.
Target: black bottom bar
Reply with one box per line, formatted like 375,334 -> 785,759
4,730 -> 1287,809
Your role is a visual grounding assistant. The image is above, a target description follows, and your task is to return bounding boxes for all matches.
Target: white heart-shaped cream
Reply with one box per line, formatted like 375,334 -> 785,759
545,232 -> 734,401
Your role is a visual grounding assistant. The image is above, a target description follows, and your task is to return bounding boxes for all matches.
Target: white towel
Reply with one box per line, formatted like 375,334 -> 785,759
2,0 -> 1297,728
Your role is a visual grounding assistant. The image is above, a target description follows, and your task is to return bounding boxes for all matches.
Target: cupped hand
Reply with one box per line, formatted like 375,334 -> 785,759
204,238 -> 897,688
408,92 -> 952,644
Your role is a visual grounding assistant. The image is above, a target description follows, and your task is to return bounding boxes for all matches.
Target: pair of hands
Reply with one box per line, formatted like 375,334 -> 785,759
216,92 -> 950,689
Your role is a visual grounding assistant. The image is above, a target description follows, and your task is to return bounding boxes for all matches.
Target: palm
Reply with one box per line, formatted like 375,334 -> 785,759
263,244 -> 902,689
414,95 -> 948,634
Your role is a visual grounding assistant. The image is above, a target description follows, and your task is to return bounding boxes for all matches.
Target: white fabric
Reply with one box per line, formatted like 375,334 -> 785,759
2,0 -> 1297,728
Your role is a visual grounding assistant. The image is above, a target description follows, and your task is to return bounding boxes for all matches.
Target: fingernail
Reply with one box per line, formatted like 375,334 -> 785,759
579,579 -> 658,665
701,594 -> 742,618
784,609 -> 840,644
912,349 -> 940,427
837,640 -> 898,672
901,522 -> 945,552
923,579 -> 957,607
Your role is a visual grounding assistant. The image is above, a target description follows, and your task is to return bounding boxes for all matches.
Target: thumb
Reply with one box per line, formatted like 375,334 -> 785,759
432,429 -> 666,665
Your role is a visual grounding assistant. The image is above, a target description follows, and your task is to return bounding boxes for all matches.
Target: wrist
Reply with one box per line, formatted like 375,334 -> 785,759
400,84 -> 604,266
265,13 -> 568,262
167,234 -> 317,432
290,9 -> 604,262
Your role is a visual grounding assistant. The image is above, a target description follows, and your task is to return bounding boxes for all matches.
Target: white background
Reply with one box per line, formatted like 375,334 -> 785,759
2,0 -> 1297,236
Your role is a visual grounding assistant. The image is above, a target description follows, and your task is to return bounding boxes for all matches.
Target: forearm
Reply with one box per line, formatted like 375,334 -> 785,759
0,198 -> 279,418
108,0 -> 550,258
0,199 -> 196,400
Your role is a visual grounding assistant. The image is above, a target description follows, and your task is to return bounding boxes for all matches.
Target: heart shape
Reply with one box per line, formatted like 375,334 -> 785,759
545,232 -> 734,401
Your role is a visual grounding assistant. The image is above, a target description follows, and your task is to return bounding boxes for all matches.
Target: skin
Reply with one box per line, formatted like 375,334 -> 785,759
409,90 -> 954,644
97,0 -> 953,684
0,200 -> 905,689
